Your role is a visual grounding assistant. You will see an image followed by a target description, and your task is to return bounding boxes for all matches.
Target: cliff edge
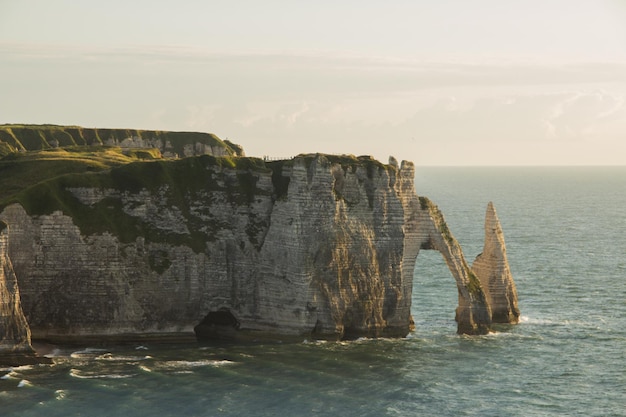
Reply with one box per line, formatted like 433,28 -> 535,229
0,152 -> 519,345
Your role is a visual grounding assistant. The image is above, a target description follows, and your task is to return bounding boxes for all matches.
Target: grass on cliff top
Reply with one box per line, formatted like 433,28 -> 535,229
0,146 -> 162,202
0,124 -> 241,157
0,148 -> 394,252
1,154 -> 271,252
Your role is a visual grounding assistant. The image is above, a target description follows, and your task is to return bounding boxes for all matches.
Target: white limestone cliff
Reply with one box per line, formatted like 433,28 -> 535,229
0,154 -> 519,344
0,221 -> 39,364
0,222 -> 32,351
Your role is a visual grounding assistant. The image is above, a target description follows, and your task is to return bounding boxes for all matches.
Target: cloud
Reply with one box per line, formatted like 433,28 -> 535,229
4,42 -> 626,92
393,90 -> 625,145
546,91 -> 625,139
3,42 -> 626,164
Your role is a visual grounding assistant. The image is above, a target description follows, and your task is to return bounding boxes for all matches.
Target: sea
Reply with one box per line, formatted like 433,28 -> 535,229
1,166 -> 625,417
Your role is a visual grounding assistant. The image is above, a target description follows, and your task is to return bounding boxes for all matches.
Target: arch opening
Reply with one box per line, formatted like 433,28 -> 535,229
412,250 -> 460,334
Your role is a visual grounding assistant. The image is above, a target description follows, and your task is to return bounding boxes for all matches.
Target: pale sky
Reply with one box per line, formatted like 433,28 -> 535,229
1,0 -> 626,165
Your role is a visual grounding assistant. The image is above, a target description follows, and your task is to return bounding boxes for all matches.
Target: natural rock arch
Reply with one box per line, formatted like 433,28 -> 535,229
408,198 -> 519,334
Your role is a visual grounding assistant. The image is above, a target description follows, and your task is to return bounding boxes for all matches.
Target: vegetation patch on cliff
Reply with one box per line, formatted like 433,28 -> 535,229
0,124 -> 241,157
1,154 -> 274,253
419,196 -> 455,244
465,267 -> 486,300
0,146 -> 161,202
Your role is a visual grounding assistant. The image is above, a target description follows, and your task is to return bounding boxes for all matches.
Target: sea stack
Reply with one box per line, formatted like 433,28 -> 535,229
0,221 -> 39,365
472,202 -> 520,324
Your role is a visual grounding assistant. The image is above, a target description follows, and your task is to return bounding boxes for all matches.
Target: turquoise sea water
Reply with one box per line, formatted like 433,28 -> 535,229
2,167 -> 625,416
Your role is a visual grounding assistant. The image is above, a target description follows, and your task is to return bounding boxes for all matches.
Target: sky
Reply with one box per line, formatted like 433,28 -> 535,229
1,0 -> 626,165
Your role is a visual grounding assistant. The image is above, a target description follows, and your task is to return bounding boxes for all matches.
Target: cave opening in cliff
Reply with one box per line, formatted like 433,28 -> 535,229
412,250 -> 459,332
194,309 -> 240,341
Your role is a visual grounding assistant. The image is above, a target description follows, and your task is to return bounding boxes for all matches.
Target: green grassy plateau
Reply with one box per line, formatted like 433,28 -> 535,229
0,124 -> 242,202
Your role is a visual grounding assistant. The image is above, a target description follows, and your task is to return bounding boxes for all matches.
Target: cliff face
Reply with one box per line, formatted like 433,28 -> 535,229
0,221 -> 35,360
0,154 -> 519,342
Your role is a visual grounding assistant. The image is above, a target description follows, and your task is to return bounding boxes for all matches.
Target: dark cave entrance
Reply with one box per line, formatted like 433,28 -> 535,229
194,309 -> 240,341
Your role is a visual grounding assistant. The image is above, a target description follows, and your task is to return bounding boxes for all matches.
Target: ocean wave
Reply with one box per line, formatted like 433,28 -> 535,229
70,348 -> 109,359
521,315 -> 592,328
7,365 -> 34,372
138,365 -> 152,373
164,359 -> 235,368
1,371 -> 21,380
95,353 -> 152,362
147,359 -> 235,374
69,368 -> 136,379
302,339 -> 328,345
1,365 -> 35,380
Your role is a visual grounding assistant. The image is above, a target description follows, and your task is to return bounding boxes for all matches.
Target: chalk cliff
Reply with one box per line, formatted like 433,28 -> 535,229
0,153 -> 519,346
0,221 -> 41,364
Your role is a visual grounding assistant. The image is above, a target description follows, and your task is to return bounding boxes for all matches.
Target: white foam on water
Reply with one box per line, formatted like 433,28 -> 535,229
520,315 -> 589,328
2,365 -> 34,380
70,348 -> 109,359
9,365 -> 34,372
17,379 -> 31,388
302,339 -> 326,345
170,359 -> 234,368
481,330 -> 523,339
95,353 -> 151,362
69,368 -> 136,379
138,365 -> 152,373
153,359 -> 235,373
44,348 -> 63,358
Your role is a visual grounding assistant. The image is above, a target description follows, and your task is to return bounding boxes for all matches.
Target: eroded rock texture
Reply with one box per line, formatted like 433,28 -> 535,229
0,221 -> 38,364
413,197 -> 493,335
0,154 -> 519,342
472,202 -> 520,324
